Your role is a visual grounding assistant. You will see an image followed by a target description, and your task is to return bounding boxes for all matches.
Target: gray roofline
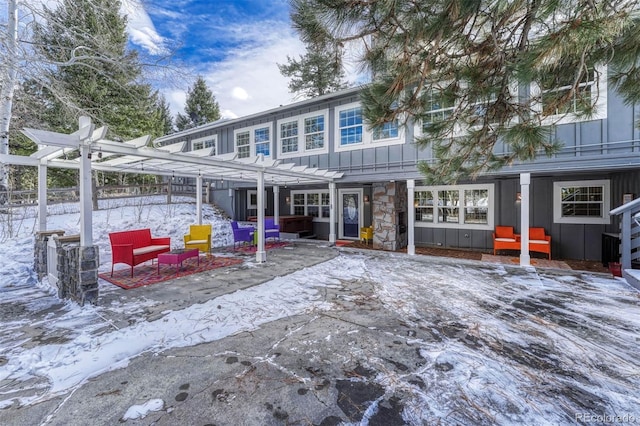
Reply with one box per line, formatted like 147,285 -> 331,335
154,86 -> 364,143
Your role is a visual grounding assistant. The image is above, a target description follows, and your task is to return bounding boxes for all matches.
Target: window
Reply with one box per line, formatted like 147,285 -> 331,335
236,131 -> 250,158
553,180 -> 610,224
536,65 -> 607,124
247,190 -> 268,210
280,121 -> 298,153
305,115 -> 325,150
415,184 -> 494,230
339,106 -> 363,146
421,88 -> 454,132
277,111 -> 328,157
255,127 -> 270,156
334,102 -> 403,152
234,124 -> 273,159
290,190 -> 331,221
191,136 -> 217,154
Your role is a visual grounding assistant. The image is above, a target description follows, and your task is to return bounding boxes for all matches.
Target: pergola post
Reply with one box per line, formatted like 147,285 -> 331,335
38,160 -> 47,232
273,185 -> 280,227
520,173 -> 531,267
329,182 -> 336,244
256,169 -> 266,263
78,116 -> 94,247
407,179 -> 416,255
196,175 -> 203,225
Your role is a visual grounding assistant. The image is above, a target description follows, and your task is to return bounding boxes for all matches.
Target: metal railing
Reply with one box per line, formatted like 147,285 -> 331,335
609,197 -> 640,269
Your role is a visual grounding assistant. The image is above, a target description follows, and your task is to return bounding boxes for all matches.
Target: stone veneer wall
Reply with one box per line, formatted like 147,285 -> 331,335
372,181 -> 408,251
35,232 -> 100,306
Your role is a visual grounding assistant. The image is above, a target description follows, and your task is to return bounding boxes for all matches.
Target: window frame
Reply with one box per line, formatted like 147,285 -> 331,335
334,101 -> 404,152
553,179 -> 611,224
533,64 -> 608,125
277,110 -> 329,158
234,123 -> 273,159
289,189 -> 331,222
191,135 -> 217,154
414,184 -> 494,230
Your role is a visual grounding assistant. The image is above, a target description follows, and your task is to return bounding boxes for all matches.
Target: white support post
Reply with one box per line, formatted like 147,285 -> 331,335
519,173 -> 531,267
38,161 -> 47,232
78,117 -> 94,247
273,185 -> 280,226
329,182 -> 336,244
196,175 -> 203,225
256,170 -> 266,263
407,179 -> 416,255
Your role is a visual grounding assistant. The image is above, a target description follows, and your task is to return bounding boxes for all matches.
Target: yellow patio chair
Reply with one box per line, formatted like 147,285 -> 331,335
183,224 -> 212,253
360,225 -> 373,245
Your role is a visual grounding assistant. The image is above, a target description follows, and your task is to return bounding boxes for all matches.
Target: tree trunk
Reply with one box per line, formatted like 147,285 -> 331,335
0,0 -> 19,197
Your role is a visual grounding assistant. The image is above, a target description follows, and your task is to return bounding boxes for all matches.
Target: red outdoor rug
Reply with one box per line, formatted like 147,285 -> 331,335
100,255 -> 244,290
234,241 -> 289,254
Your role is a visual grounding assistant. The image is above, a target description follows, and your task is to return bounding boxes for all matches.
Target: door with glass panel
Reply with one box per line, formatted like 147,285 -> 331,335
339,189 -> 362,239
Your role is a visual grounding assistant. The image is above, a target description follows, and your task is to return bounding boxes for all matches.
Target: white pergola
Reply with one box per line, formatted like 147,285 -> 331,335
1,117 -> 343,262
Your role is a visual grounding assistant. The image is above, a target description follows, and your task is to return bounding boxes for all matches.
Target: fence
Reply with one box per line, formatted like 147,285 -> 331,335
0,182 -> 205,208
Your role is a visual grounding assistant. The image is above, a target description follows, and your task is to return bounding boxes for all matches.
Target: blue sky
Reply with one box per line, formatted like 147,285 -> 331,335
123,0 -> 359,119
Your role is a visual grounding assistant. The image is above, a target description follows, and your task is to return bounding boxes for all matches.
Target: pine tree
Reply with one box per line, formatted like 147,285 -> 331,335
175,76 -> 221,131
291,0 -> 640,184
280,0 -> 348,98
156,94 -> 174,135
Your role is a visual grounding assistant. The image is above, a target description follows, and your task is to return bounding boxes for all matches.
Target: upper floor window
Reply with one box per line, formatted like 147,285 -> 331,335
277,110 -> 328,158
535,64 -> 607,124
553,180 -> 610,224
339,106 -> 363,146
415,184 -> 494,230
541,67 -> 597,116
234,124 -> 272,159
421,88 -> 454,132
191,136 -> 217,154
334,102 -> 403,152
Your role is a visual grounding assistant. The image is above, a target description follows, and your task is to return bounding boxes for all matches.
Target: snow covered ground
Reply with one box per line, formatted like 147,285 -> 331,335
0,196 -> 639,424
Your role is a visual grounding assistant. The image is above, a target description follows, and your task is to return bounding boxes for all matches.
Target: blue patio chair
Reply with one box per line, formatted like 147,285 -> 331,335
264,218 -> 280,241
231,221 -> 254,250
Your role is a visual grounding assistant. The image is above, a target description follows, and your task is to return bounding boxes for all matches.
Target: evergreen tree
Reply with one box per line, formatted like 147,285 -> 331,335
32,0 -> 163,141
281,0 -> 348,98
175,76 -> 221,131
156,93 -> 174,135
29,0 -> 166,187
291,0 -> 640,184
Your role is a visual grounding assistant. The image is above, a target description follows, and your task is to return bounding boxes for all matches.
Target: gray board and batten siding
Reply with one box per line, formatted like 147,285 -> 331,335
159,83 -> 640,261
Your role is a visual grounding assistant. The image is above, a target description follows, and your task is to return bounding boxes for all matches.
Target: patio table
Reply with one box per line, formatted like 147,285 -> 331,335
157,248 -> 199,275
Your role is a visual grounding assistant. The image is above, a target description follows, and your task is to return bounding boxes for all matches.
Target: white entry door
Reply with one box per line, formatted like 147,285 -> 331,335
338,189 -> 363,239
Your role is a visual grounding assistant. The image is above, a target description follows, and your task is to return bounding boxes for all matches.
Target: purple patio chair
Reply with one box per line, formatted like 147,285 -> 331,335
231,221 -> 254,250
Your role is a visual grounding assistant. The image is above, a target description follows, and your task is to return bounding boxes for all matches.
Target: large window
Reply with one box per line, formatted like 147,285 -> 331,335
234,124 -> 272,159
277,111 -> 328,158
290,190 -> 330,221
335,102 -> 403,152
415,184 -> 493,230
541,68 -> 597,116
553,180 -> 610,224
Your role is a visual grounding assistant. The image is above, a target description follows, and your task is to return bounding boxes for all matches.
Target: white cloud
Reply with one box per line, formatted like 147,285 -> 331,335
121,0 -> 168,55
231,87 -> 249,101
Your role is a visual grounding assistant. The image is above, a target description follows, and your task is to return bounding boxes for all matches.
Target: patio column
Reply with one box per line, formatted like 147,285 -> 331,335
519,173 -> 531,267
196,175 -> 203,225
273,185 -> 280,226
38,161 -> 47,232
256,169 -> 266,263
329,182 -> 336,244
407,179 -> 416,255
78,116 -> 93,247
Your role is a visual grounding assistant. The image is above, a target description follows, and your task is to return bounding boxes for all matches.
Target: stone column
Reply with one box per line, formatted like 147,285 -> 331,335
372,181 -> 408,251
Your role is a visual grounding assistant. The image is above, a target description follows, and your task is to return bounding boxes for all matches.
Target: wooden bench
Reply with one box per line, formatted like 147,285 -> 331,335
109,228 -> 171,277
